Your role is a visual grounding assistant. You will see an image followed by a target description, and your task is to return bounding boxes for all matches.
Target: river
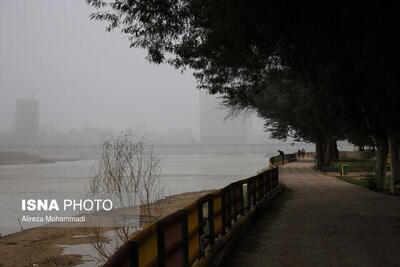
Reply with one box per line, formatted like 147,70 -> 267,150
0,143 -> 322,235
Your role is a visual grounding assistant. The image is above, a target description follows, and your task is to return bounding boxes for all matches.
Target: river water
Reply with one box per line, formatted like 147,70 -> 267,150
0,144 -> 322,235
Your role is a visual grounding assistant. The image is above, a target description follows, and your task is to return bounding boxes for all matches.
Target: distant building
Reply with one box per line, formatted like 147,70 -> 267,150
199,92 -> 247,144
15,97 -> 39,146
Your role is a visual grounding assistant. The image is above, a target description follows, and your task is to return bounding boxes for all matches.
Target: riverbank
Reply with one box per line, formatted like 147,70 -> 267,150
0,190 -> 212,267
0,151 -> 83,165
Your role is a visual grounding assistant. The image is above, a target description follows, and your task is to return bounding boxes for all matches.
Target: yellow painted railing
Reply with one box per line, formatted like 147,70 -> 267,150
104,167 -> 281,267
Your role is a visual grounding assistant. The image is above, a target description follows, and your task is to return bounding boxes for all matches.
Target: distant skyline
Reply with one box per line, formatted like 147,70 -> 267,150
0,0 -> 268,142
0,0 -> 268,143
0,94 -> 270,146
0,1 -> 193,133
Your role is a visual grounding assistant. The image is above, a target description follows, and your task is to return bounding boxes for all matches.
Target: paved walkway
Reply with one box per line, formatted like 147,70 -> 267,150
225,160 -> 400,267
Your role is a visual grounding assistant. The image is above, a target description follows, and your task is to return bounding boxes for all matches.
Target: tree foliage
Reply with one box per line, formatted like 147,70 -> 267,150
86,0 -> 400,191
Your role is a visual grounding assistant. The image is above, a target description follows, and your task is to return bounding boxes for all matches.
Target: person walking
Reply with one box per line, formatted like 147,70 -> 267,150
297,149 -> 301,159
301,148 -> 306,159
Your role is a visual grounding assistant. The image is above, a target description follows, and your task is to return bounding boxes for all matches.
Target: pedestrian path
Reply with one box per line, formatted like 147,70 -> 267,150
225,159 -> 400,267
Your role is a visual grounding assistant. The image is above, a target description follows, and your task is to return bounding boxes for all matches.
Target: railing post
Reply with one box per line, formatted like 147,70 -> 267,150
263,173 -> 267,195
180,209 -> 189,267
277,167 -> 279,186
267,170 -> 273,192
129,240 -> 139,267
157,220 -> 165,267
197,199 -> 204,258
269,172 -> 272,188
272,169 -> 276,187
246,181 -> 251,212
221,189 -> 226,235
261,174 -> 265,198
272,169 -> 275,188
226,187 -> 232,229
255,177 -> 259,201
207,195 -> 215,245
240,183 -> 244,216
232,185 -> 237,222
252,179 -> 257,207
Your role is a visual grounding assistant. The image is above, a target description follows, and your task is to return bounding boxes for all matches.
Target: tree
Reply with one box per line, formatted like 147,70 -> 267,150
86,0 -> 400,193
222,68 -> 343,170
87,134 -> 164,262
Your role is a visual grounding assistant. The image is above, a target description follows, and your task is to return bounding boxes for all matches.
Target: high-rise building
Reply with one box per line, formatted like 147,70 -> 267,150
199,92 -> 247,144
15,97 -> 39,146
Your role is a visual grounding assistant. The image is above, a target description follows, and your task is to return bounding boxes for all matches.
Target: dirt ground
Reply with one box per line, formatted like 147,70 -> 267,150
0,190 -> 212,267
225,159 -> 400,267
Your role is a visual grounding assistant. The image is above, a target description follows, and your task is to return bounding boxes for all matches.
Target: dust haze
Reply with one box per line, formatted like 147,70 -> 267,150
0,0 -> 270,147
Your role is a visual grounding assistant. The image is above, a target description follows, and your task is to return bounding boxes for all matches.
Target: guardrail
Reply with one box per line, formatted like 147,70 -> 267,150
104,167 -> 280,267
269,153 -> 297,167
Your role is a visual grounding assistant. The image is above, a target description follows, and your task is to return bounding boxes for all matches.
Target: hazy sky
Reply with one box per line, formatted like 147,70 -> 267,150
0,0 -> 264,137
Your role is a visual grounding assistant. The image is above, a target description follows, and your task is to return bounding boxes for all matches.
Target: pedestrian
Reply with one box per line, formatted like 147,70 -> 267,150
301,148 -> 305,159
278,150 -> 285,165
297,149 -> 301,159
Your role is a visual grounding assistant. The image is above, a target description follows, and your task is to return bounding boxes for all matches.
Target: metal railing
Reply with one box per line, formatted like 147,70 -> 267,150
104,168 -> 280,267
269,153 -> 297,167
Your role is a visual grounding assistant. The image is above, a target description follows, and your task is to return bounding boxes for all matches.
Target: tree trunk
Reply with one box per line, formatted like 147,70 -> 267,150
388,134 -> 400,194
324,134 -> 337,166
373,134 -> 388,191
316,136 -> 324,171
333,139 -> 339,161
323,134 -> 331,166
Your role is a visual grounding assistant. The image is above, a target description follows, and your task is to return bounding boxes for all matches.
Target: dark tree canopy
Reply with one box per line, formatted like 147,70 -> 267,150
86,0 -> 400,124
87,0 -> 400,190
